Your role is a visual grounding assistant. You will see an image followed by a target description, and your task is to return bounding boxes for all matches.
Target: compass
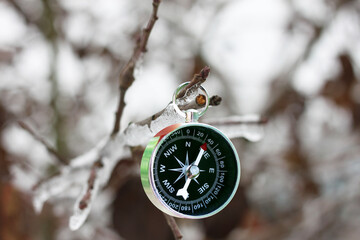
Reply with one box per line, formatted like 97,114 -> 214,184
141,82 -> 240,218
141,123 -> 240,218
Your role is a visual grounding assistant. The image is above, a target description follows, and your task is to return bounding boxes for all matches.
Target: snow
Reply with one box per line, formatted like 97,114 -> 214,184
0,3 -> 27,46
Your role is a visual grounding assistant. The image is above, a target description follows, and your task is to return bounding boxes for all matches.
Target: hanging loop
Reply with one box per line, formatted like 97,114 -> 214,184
172,82 -> 209,122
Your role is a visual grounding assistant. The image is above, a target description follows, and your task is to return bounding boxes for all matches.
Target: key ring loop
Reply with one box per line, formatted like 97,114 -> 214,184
172,82 -> 209,121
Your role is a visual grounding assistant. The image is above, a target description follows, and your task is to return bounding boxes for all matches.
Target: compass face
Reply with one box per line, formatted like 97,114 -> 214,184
141,123 -> 240,218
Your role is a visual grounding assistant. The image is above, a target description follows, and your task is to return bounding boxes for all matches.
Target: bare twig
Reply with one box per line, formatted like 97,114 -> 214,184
209,95 -> 222,106
18,121 -> 67,165
163,214 -> 183,240
6,0 -> 33,25
70,0 -> 163,227
112,0 -> 162,135
176,66 -> 210,98
133,66 -> 218,128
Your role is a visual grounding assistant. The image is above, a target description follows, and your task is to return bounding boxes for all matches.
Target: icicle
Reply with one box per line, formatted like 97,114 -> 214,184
69,153 -> 126,230
69,177 -> 100,231
33,167 -> 88,213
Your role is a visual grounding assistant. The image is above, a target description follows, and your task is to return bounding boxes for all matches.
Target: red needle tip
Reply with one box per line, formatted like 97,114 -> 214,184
200,143 -> 207,151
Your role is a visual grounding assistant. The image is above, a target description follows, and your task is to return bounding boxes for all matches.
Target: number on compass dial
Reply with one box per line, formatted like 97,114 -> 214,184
142,123 -> 240,218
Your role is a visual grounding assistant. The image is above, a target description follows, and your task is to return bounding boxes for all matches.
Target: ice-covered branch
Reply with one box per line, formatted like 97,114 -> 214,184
112,0 -> 162,135
204,115 -> 267,142
177,66 -> 210,98
33,97 -> 265,230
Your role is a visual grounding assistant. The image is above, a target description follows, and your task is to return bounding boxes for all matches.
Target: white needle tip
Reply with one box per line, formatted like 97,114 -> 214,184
176,188 -> 189,200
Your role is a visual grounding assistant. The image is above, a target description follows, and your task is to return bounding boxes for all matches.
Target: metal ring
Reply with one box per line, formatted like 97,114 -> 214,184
172,82 -> 209,119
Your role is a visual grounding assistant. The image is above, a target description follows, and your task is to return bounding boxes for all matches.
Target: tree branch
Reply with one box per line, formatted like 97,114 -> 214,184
163,214 -> 183,240
78,160 -> 103,210
176,66 -> 210,98
18,121 -> 67,165
112,0 -> 161,136
134,66 -> 218,128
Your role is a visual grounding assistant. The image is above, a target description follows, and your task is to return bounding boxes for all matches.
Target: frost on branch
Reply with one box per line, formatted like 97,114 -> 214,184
123,103 -> 185,146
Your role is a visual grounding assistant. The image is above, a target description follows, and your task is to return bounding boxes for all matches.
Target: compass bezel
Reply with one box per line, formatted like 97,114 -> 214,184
140,123 -> 241,219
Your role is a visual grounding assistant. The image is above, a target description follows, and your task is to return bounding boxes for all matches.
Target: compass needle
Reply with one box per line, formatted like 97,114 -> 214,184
176,144 -> 207,200
177,178 -> 191,200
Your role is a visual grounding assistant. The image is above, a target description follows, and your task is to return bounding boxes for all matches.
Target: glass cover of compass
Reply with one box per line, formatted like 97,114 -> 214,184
140,122 -> 240,218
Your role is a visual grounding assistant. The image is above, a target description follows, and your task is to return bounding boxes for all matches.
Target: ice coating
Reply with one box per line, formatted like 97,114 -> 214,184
206,114 -> 265,142
70,137 -> 109,168
216,123 -> 264,142
69,178 -> 100,231
123,103 -> 184,147
69,153 -> 128,230
33,167 -> 88,213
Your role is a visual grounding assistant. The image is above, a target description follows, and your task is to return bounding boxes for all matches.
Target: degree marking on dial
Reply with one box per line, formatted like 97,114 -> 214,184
202,200 -> 207,208
217,156 -> 226,160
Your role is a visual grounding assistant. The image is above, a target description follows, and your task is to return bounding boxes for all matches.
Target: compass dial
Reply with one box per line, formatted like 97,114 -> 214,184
141,123 -> 240,218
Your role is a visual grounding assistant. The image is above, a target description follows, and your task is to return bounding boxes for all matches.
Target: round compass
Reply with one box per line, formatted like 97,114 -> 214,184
141,123 -> 240,218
